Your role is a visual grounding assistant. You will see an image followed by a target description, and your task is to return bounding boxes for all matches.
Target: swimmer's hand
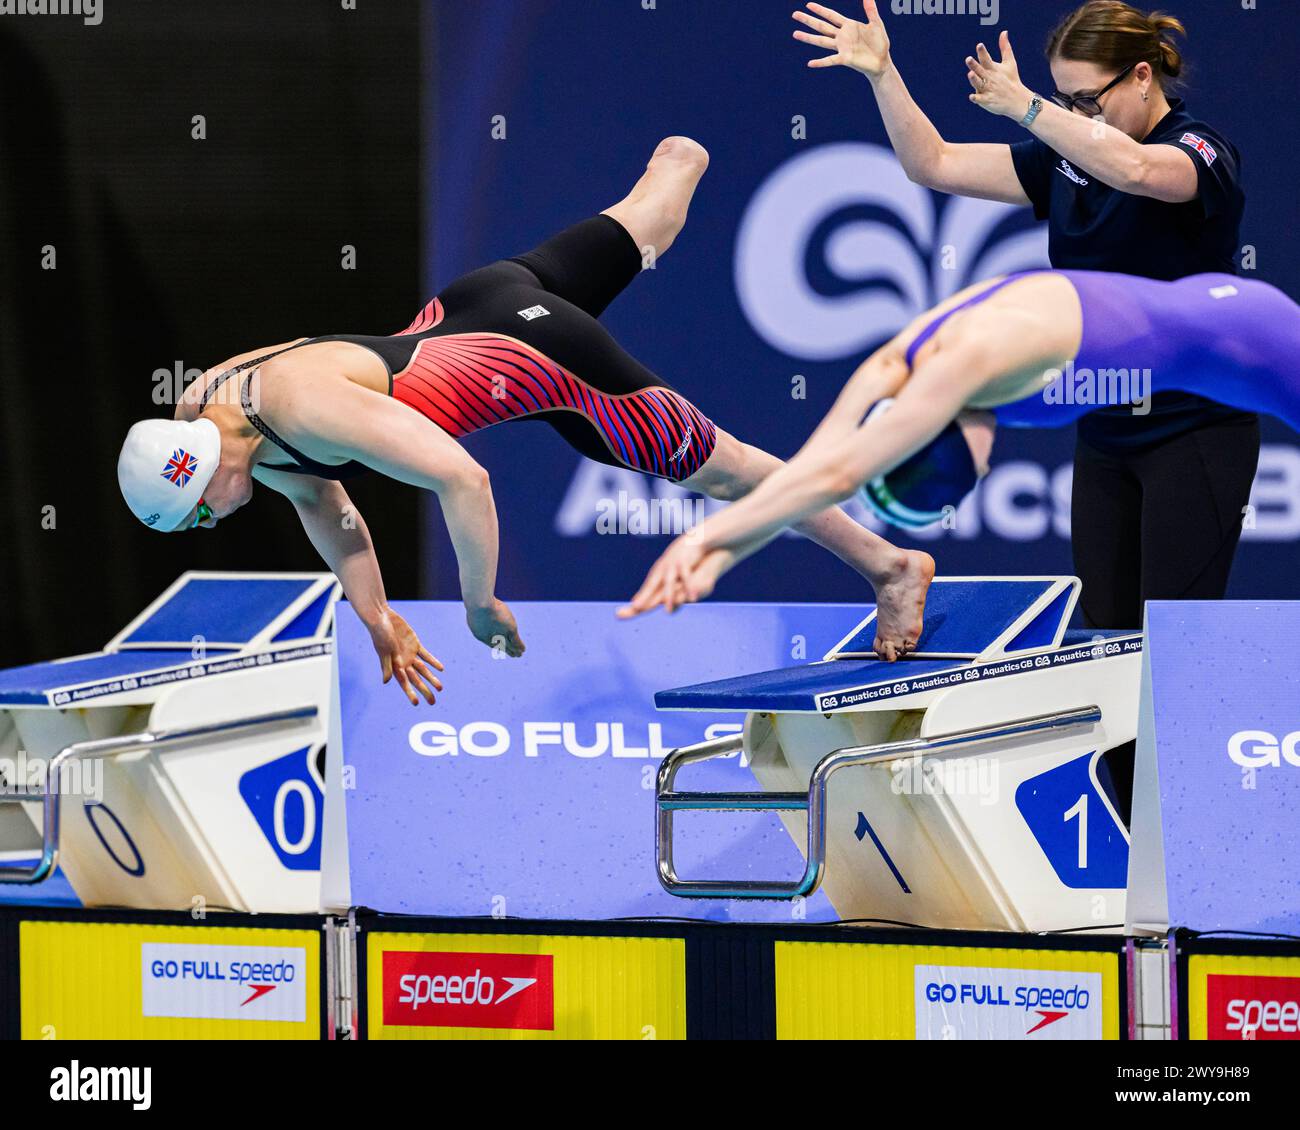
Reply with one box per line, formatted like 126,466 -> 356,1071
370,608 -> 445,707
466,598 -> 526,658
966,32 -> 1032,120
794,2 -> 891,80
619,536 -> 737,619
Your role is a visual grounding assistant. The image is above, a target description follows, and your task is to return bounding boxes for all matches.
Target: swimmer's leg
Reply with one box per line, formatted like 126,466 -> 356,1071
602,136 -> 710,263
682,429 -> 935,660
504,138 -> 708,321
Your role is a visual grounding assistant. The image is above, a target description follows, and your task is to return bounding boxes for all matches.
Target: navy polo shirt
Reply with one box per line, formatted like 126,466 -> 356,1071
1010,98 -> 1252,447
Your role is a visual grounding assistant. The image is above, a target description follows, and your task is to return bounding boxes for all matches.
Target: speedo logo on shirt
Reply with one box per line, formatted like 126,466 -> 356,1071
518,305 -> 550,321
1055,160 -> 1089,186
669,427 -> 694,463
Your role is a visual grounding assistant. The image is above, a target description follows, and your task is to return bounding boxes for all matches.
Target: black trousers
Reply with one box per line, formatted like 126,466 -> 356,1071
1071,416 -> 1261,629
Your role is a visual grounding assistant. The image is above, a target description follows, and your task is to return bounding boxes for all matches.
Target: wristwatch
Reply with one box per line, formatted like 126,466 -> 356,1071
1020,94 -> 1045,129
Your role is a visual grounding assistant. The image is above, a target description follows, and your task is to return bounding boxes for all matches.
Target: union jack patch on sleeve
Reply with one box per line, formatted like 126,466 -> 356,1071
1180,132 -> 1218,166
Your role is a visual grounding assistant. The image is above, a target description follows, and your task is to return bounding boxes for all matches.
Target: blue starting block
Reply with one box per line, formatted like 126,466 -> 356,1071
0,572 -> 337,913
0,574 -> 337,708
655,577 -> 1116,715
654,578 -> 1143,933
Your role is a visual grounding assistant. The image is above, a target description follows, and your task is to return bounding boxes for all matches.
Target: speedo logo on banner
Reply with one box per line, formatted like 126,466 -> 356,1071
141,943 -> 307,1022
914,964 -> 1103,1039
1206,974 -> 1300,1040
384,951 -> 554,1031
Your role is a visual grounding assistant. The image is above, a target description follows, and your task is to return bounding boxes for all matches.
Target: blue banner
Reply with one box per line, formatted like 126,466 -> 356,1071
423,0 -> 1300,608
337,600 -> 869,921
1134,601 -> 1300,935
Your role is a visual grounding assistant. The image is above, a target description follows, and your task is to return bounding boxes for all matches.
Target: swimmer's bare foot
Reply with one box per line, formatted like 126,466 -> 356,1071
872,549 -> 935,661
602,137 -> 709,259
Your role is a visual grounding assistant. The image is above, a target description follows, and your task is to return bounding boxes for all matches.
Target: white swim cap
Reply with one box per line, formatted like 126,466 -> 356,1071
118,418 -> 221,531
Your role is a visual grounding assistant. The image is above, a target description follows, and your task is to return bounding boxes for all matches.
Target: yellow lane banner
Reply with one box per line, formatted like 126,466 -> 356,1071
367,931 -> 685,1040
21,920 -> 321,1040
776,941 -> 1120,1040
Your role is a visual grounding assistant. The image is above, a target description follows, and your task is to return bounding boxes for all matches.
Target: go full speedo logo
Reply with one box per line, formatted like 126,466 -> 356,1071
141,942 -> 307,1022
383,951 -> 554,1031
914,964 -> 1103,1040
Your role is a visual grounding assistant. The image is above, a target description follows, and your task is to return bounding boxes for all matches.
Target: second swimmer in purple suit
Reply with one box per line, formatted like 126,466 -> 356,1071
624,269 -> 1300,618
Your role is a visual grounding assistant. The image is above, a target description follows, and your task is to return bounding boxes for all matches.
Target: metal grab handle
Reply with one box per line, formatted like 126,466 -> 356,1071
0,707 -> 319,885
656,705 -> 1102,900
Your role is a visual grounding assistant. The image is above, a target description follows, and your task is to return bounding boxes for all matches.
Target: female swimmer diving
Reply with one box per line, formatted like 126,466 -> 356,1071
624,267 -> 1299,624
117,138 -> 935,704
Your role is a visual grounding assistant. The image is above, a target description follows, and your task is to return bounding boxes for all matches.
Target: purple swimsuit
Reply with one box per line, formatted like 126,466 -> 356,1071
905,270 -> 1300,430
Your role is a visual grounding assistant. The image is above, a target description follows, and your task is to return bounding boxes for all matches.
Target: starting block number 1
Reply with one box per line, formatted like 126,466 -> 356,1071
1016,752 -> 1128,890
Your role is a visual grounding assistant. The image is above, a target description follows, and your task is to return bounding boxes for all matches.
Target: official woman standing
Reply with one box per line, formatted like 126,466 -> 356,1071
794,0 -> 1257,628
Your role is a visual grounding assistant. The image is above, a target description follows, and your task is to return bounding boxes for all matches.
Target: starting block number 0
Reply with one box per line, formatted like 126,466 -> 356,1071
273,779 -> 317,856
238,746 -> 325,871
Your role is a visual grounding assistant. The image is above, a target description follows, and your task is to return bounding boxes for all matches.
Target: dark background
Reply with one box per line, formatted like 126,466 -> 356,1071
0,1 -> 422,667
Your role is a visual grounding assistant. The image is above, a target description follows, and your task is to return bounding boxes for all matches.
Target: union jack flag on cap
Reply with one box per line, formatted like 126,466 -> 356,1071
161,449 -> 200,488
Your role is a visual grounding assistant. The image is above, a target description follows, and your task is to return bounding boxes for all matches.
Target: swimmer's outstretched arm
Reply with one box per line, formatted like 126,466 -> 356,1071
627,351 -> 982,615
257,467 -> 444,706
268,378 -> 525,659
799,343 -> 911,450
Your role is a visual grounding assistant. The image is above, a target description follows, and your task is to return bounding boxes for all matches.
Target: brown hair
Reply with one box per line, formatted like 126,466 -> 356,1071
1048,1 -> 1187,84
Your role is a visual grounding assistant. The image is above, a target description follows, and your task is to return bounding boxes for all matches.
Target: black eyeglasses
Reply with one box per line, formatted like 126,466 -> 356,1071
1052,64 -> 1136,117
